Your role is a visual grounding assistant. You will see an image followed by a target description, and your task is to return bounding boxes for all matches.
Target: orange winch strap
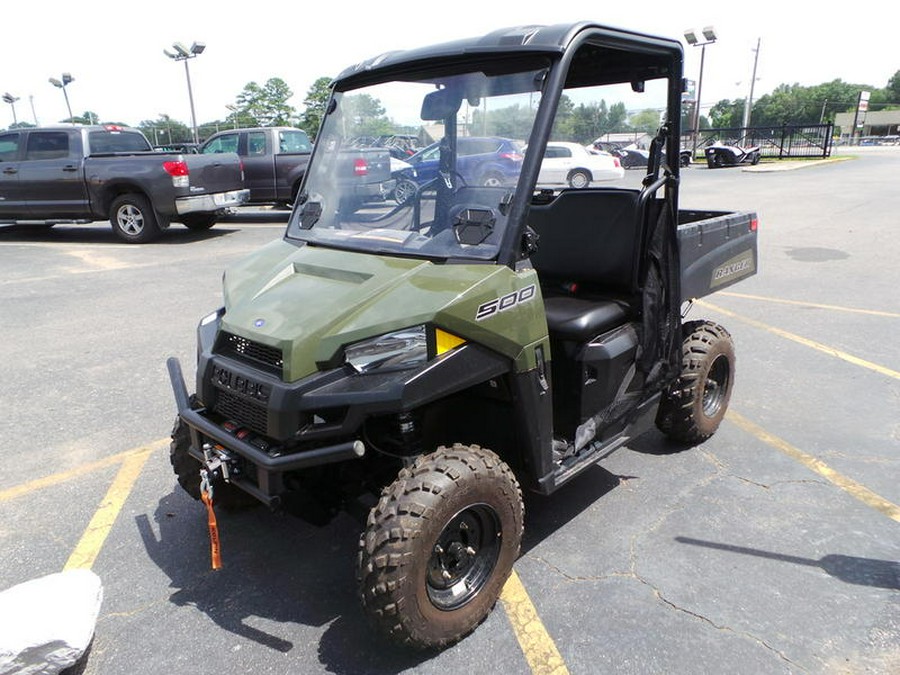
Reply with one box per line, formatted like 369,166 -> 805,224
200,489 -> 222,570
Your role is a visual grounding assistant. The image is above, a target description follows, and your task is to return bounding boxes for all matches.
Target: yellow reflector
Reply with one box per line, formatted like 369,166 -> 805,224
435,329 -> 466,355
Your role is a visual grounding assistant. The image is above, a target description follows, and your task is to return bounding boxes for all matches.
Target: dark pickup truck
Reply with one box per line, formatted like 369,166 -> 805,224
0,125 -> 248,242
200,127 -> 312,206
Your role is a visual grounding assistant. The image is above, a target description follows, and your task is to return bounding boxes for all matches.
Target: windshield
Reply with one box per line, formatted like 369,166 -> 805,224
286,65 -> 547,261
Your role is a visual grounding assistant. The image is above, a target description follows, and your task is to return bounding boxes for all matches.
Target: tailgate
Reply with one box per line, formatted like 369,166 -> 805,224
184,154 -> 245,193
678,210 -> 758,301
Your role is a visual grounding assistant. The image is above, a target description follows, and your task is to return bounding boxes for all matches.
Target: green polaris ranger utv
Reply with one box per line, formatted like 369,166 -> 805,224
167,21 -> 758,648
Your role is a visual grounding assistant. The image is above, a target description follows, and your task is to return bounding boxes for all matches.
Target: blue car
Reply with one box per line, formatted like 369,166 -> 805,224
392,136 -> 524,203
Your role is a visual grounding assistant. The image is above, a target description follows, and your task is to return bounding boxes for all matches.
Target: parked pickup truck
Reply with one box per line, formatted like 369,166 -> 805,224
0,125 -> 248,243
200,127 -> 312,207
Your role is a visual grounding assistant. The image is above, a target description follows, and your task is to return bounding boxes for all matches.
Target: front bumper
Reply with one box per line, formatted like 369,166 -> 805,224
175,188 -> 250,215
167,357 -> 365,505
166,335 -> 508,504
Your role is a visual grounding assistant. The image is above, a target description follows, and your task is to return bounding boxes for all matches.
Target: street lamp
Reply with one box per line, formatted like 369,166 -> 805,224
48,73 -> 75,124
684,26 -> 717,154
164,41 -> 205,144
2,92 -> 19,126
225,104 -> 239,129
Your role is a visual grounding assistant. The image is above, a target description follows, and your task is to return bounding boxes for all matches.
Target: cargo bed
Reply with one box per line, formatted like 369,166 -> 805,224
678,209 -> 758,301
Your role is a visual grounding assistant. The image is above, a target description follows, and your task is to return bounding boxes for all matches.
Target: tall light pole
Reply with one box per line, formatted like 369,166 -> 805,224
2,93 -> 19,126
164,41 -> 205,144
684,27 -> 717,155
48,73 -> 75,124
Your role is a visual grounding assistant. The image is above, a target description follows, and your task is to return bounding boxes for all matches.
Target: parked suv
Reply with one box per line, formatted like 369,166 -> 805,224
396,136 -> 524,191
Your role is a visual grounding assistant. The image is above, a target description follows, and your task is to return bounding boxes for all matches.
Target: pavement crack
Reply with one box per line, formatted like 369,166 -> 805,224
524,553 -> 633,583
733,475 -> 772,489
633,571 -> 805,672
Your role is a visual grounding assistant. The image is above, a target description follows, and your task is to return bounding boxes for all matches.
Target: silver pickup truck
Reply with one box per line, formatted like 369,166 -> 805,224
0,125 -> 248,242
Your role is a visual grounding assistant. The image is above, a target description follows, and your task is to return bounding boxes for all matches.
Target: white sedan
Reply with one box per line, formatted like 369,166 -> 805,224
536,141 -> 624,188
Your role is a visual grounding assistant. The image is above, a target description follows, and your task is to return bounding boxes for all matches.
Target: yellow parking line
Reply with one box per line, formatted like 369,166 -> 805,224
718,291 -> 900,319
501,569 -> 570,675
698,300 -> 900,381
64,447 -> 154,571
6,440 -> 569,673
0,439 -> 168,503
728,410 -> 900,523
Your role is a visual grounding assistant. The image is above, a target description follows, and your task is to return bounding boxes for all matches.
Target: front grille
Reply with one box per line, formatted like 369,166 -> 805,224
216,332 -> 283,374
214,390 -> 269,436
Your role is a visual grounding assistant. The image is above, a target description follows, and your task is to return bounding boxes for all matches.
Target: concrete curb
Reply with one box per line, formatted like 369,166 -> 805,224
741,156 -> 854,173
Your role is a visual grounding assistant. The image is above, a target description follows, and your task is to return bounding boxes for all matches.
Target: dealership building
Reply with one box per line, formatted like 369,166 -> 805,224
833,109 -> 900,141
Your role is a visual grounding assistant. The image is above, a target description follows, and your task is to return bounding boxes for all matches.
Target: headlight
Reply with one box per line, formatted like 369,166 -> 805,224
344,325 -> 427,373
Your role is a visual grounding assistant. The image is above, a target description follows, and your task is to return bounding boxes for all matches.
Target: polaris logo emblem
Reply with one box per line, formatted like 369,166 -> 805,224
476,284 -> 536,321
211,365 -> 270,403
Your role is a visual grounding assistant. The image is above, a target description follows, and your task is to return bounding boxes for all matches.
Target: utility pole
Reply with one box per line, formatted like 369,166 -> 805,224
741,38 -> 761,133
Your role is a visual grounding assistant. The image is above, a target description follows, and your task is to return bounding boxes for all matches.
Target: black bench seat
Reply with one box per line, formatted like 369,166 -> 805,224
543,295 -> 629,342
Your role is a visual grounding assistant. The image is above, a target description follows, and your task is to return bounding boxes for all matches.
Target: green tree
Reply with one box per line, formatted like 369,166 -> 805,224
472,104 -> 535,139
59,111 -> 101,125
572,102 -> 605,143
339,93 -> 393,137
550,94 -> 576,138
299,76 -> 332,140
607,102 -> 629,132
234,77 -> 296,127
137,114 -> 191,145
886,70 -> 900,103
751,80 -> 882,126
709,99 -> 745,128
224,107 -> 256,130
629,109 -> 663,134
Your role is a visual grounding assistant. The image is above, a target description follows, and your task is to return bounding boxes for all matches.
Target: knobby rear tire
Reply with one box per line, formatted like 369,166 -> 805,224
656,320 -> 735,444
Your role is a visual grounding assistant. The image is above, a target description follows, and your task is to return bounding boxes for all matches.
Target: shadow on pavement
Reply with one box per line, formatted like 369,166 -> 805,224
522,464 -> 621,554
676,536 -> 900,590
627,427 -> 694,456
0,223 -> 237,245
136,491 -> 431,671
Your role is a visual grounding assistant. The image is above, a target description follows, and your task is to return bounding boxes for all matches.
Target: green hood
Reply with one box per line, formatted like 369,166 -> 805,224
221,240 -> 546,381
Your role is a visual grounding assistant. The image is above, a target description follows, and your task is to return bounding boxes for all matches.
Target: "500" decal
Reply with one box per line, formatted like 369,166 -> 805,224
475,284 -> 536,321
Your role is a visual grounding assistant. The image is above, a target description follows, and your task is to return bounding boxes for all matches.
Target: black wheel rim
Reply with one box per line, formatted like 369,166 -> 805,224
702,354 -> 731,417
427,503 -> 501,610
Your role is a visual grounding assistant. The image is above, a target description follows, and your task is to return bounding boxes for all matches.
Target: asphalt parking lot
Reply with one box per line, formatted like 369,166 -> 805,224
1,147 -> 898,674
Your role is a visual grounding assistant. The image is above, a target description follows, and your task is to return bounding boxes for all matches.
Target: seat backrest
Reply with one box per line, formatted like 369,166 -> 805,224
527,189 -> 640,294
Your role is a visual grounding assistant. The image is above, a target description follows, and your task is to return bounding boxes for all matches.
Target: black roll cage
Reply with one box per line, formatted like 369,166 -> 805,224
323,22 -> 685,269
